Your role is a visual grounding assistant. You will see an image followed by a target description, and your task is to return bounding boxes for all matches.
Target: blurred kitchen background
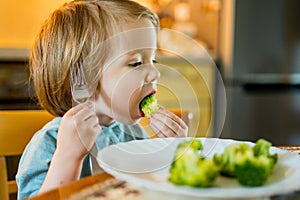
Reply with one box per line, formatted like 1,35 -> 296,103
1,0 -> 300,146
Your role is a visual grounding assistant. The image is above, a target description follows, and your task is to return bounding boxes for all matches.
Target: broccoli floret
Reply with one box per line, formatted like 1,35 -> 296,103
235,139 -> 278,186
168,140 -> 219,187
140,94 -> 159,118
174,139 -> 203,158
213,143 -> 251,177
253,139 -> 278,165
213,139 -> 278,187
235,153 -> 275,186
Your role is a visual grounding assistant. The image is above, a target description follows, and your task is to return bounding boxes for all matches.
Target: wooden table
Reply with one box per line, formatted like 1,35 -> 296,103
29,173 -> 114,200
29,145 -> 300,200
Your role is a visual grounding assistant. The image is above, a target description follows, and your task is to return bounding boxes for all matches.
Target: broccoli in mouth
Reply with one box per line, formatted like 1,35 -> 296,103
140,94 -> 159,118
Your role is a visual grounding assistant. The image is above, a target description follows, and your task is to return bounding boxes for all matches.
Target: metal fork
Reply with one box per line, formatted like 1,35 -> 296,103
70,62 -> 98,174
70,62 -> 90,104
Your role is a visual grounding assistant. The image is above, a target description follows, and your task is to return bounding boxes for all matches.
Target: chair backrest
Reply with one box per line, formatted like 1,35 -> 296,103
0,110 -> 54,200
139,109 -> 193,138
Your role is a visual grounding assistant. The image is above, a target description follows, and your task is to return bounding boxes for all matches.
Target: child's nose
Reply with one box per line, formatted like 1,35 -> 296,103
146,64 -> 160,83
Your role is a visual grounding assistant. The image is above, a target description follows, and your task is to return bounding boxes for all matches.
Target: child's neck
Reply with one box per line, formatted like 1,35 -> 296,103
97,114 -> 114,126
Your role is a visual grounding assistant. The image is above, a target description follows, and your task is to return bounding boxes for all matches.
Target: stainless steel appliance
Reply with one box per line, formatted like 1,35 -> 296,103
218,0 -> 300,145
0,48 -> 39,110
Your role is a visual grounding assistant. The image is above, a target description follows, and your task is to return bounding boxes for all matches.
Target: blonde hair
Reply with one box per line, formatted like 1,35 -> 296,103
30,0 -> 159,116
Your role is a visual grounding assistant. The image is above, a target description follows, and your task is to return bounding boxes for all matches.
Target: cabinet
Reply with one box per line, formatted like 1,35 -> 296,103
155,55 -> 216,137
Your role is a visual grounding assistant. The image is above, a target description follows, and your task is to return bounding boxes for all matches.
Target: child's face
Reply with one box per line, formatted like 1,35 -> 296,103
95,19 -> 160,125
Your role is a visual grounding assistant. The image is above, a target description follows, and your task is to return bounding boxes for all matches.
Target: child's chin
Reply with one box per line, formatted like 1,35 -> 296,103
126,112 -> 143,125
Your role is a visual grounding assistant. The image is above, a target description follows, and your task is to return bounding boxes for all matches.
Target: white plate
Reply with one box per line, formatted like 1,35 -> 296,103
97,137 -> 300,199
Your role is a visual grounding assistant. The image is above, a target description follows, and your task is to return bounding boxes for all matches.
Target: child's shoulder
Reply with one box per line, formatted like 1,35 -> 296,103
18,117 -> 62,168
29,117 -> 62,146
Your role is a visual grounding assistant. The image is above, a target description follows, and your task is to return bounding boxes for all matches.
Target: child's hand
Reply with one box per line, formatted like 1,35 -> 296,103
56,102 -> 101,160
39,102 -> 101,192
149,108 -> 188,138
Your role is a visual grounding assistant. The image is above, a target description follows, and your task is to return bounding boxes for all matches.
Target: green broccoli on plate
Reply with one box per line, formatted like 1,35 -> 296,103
213,142 -> 250,177
168,139 -> 219,187
213,139 -> 278,186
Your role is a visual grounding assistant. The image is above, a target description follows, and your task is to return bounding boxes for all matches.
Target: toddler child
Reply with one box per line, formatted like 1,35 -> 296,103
16,0 -> 188,199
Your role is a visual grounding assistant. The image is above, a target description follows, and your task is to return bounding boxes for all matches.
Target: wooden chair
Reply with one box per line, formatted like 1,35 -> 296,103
0,110 -> 54,200
139,109 -> 193,137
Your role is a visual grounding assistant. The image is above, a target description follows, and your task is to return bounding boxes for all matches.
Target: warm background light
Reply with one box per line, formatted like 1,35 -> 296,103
0,0 -> 71,48
0,0 -> 220,53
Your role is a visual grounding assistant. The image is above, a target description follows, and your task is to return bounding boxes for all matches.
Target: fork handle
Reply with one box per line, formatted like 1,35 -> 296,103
89,144 -> 103,175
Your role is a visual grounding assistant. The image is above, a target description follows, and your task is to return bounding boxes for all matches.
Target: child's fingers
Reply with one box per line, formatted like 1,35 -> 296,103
150,118 -> 176,137
65,101 -> 93,117
150,115 -> 187,137
76,106 -> 96,122
151,108 -> 188,137
156,108 -> 188,130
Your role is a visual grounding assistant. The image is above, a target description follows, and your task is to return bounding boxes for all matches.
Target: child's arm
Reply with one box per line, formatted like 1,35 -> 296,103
149,107 -> 188,138
39,102 -> 100,194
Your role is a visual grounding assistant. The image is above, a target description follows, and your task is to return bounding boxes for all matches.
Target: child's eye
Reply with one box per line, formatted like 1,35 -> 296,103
128,61 -> 142,67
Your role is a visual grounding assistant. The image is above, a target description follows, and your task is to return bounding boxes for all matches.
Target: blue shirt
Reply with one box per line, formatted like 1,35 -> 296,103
16,117 -> 148,200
